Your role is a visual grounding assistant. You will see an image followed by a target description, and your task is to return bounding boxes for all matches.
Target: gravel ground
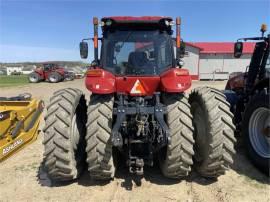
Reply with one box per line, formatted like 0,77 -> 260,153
0,79 -> 269,202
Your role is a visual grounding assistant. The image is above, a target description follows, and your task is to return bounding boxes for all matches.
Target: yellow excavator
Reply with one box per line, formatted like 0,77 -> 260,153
0,93 -> 44,162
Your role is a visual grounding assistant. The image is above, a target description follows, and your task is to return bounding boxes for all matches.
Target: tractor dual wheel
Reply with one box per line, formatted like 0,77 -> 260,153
86,94 -> 115,180
242,89 -> 270,175
48,72 -> 62,83
159,94 -> 195,179
28,72 -> 41,83
189,87 -> 236,178
65,76 -> 74,81
43,88 -> 87,181
65,73 -> 75,81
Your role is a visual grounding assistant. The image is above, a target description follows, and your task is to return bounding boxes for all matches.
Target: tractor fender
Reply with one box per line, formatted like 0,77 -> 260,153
160,68 -> 191,92
85,69 -> 116,94
55,68 -> 66,76
33,70 -> 44,79
225,72 -> 245,90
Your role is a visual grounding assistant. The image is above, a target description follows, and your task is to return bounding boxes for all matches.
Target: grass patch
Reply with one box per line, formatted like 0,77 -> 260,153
0,75 -> 29,87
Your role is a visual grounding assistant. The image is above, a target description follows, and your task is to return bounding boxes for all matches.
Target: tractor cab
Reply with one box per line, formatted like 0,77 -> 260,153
101,29 -> 173,76
230,24 -> 270,92
42,63 -> 66,72
43,63 -> 57,71
100,17 -> 175,76
80,17 -> 190,96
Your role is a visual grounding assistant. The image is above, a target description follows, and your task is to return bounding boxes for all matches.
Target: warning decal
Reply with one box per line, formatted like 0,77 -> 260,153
130,79 -> 146,94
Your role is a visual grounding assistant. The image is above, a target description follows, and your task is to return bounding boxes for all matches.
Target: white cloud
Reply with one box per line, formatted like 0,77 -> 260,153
0,44 -> 93,62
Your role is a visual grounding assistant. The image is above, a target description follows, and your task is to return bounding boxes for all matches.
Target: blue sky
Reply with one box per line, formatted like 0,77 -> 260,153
0,0 -> 269,62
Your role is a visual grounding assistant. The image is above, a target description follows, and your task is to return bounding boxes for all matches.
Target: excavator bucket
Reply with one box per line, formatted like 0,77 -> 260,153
0,93 -> 44,162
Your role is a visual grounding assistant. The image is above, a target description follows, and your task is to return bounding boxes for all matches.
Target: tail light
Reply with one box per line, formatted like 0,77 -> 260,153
86,69 -> 103,77
175,69 -> 189,76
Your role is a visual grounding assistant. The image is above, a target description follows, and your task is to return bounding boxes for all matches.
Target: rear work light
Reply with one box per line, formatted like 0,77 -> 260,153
100,20 -> 112,27
261,24 -> 267,32
165,20 -> 174,26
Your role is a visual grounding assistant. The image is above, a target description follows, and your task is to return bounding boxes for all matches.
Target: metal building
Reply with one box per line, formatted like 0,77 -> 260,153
182,42 -> 255,80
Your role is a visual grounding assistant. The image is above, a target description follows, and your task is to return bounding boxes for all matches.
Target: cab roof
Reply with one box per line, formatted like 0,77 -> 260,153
101,16 -> 173,23
101,16 -> 174,33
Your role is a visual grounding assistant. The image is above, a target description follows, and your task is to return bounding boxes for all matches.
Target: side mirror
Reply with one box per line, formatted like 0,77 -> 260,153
234,42 -> 243,58
80,42 -> 88,59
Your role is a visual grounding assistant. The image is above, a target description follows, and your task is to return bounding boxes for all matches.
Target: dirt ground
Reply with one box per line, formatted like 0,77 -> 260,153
0,79 -> 269,202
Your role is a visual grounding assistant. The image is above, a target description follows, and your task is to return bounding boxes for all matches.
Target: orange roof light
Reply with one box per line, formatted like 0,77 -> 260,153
261,24 -> 267,32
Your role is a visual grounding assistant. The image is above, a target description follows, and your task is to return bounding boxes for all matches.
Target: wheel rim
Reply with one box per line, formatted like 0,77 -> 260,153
29,76 -> 37,82
248,107 -> 270,158
50,76 -> 57,82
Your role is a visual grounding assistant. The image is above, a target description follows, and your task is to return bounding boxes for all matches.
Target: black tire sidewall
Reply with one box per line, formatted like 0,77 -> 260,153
189,87 -> 236,178
242,90 -> 269,175
190,97 -> 211,167
28,72 -> 40,83
43,89 -> 86,181
48,72 -> 60,83
159,93 -> 194,178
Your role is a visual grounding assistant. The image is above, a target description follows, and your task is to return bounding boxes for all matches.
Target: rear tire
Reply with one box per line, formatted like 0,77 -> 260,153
159,93 -> 195,179
66,73 -> 75,81
86,94 -> 115,180
28,72 -> 40,83
242,89 -> 270,175
43,88 -> 87,181
65,77 -> 73,81
189,87 -> 236,178
48,72 -> 61,83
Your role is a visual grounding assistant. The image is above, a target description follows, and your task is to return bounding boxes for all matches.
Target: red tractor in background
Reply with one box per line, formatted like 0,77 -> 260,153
42,16 -> 235,181
28,63 -> 74,83
225,25 -> 269,175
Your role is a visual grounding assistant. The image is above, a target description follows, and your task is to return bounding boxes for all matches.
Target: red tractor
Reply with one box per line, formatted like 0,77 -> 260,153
42,16 -> 235,181
225,25 -> 269,175
28,63 -> 74,83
